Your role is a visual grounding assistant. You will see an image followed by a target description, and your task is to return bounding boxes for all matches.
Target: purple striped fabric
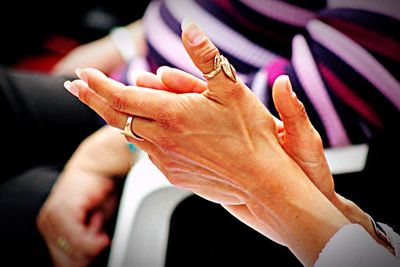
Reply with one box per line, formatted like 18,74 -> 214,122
119,0 -> 399,147
265,58 -> 289,88
293,35 -> 350,147
320,64 -> 383,129
308,20 -> 400,110
143,1 -> 201,76
164,0 -> 278,68
240,0 -> 316,27
251,68 -> 269,105
327,0 -> 400,21
321,17 -> 400,61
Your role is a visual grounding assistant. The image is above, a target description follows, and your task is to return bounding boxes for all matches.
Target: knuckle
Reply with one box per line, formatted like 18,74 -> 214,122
157,111 -> 181,132
297,102 -> 307,118
83,246 -> 101,258
45,205 -> 59,224
158,136 -> 178,154
103,106 -> 121,128
197,45 -> 219,65
110,90 -> 126,111
77,87 -> 89,103
311,129 -> 324,150
168,174 -> 188,188
163,159 -> 180,172
36,209 -> 47,232
225,83 -> 247,101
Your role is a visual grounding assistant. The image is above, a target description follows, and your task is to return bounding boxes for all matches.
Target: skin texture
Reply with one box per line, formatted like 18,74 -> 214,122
66,21 -> 352,266
37,126 -> 133,267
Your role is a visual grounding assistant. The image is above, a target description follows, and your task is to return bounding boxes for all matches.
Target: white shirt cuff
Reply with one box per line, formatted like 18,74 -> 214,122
315,224 -> 399,267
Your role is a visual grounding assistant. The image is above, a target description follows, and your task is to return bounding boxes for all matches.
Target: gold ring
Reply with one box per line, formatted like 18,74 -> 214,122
203,54 -> 237,82
56,236 -> 72,253
122,116 -> 145,141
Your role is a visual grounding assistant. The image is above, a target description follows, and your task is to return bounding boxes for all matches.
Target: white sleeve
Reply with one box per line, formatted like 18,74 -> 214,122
314,224 -> 400,267
380,223 -> 400,261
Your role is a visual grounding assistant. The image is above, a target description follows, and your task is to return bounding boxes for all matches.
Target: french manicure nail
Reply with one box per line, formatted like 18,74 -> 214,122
64,81 -> 79,97
129,71 -> 140,86
181,18 -> 204,45
285,75 -> 297,98
75,68 -> 87,83
156,66 -> 169,78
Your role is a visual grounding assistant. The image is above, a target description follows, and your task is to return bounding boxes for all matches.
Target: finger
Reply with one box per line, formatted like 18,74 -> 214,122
273,116 -> 284,133
76,67 -> 175,119
135,67 -> 207,94
67,80 -> 127,129
181,19 -> 244,99
129,116 -> 178,153
75,67 -> 125,101
87,211 -> 104,234
272,75 -> 319,146
80,231 -> 109,258
272,75 -> 332,194
157,66 -> 207,93
80,212 -> 109,258
133,70 -> 168,90
51,214 -> 94,258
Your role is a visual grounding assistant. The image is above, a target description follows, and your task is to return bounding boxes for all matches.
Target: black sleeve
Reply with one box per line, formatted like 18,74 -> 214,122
0,66 -> 103,178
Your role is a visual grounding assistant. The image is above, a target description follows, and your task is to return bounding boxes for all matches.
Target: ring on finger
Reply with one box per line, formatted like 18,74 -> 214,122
203,54 -> 237,82
56,236 -> 72,254
121,116 -> 145,141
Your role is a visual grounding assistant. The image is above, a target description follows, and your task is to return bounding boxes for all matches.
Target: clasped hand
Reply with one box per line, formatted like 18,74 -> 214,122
66,21 -> 352,266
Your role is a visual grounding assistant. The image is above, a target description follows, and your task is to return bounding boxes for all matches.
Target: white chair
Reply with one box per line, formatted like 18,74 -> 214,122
107,144 -> 369,267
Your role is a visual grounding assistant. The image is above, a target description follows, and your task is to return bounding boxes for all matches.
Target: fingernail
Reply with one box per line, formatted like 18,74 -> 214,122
129,71 -> 140,86
156,66 -> 169,78
75,68 -> 88,83
64,80 -> 79,97
285,75 -> 296,98
181,18 -> 204,45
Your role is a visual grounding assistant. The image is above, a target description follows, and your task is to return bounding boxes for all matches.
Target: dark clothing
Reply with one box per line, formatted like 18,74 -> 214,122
0,67 -> 103,266
1,0 -> 151,66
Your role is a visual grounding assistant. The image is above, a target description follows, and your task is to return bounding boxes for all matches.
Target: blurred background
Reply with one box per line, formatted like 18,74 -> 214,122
0,0 -> 151,71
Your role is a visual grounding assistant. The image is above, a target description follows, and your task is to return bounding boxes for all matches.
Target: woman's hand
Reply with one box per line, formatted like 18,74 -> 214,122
66,20 -> 350,265
37,126 -> 132,267
134,55 -> 391,253
146,63 -> 391,253
68,45 -> 278,206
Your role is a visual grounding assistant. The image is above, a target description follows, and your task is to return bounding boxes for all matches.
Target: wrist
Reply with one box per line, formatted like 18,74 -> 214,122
245,162 -> 350,266
331,193 -> 371,230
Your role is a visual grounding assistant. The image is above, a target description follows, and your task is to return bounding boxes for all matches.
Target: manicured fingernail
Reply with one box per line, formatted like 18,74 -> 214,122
181,18 -> 204,45
75,68 -> 87,83
64,80 -> 79,97
285,75 -> 296,98
129,71 -> 140,86
156,66 -> 169,78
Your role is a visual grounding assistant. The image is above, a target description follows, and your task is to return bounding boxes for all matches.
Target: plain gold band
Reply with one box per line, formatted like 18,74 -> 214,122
122,116 -> 145,141
56,236 -> 72,253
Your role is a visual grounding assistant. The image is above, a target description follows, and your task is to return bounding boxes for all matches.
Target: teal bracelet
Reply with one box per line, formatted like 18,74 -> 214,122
128,143 -> 137,153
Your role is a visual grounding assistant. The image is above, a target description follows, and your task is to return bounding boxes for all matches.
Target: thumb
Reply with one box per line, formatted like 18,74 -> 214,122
272,75 -> 315,140
272,75 -> 333,197
181,18 -> 241,100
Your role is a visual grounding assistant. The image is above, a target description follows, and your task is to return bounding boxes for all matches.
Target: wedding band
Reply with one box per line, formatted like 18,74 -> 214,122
122,116 -> 145,141
56,236 -> 72,253
203,54 -> 237,82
